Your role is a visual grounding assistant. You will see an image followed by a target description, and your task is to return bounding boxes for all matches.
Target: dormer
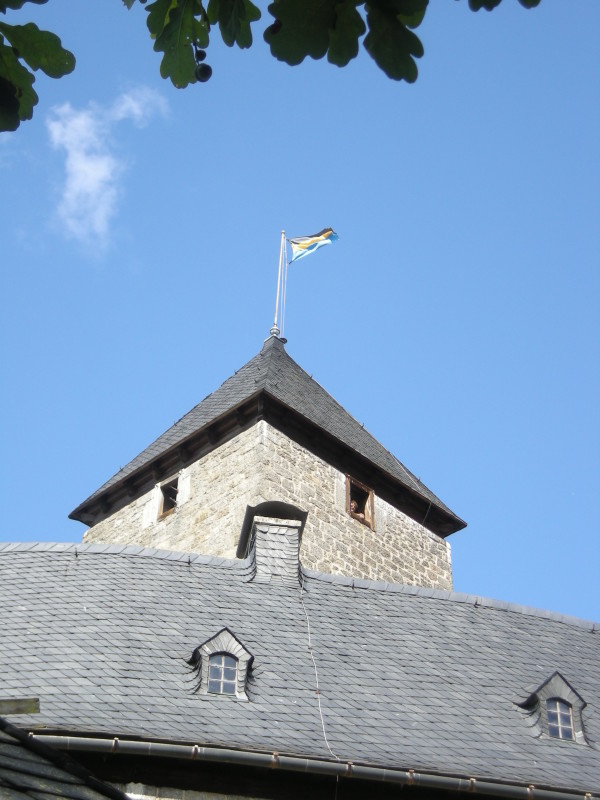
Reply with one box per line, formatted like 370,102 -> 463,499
518,672 -> 588,744
188,628 -> 253,701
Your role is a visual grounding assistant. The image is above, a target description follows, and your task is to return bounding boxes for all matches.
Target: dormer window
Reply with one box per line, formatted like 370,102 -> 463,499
188,628 -> 253,701
547,698 -> 575,740
346,476 -> 374,529
159,477 -> 178,518
208,653 -> 238,695
517,672 -> 587,744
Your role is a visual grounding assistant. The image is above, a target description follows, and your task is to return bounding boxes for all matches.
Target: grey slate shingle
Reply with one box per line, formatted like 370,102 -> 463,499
70,337 -> 464,531
0,542 -> 598,794
0,717 -> 128,800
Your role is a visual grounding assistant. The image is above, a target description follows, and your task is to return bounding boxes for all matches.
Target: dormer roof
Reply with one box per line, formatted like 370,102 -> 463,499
70,336 -> 465,535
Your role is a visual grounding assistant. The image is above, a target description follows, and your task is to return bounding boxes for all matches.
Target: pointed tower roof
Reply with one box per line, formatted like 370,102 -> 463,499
70,336 -> 465,535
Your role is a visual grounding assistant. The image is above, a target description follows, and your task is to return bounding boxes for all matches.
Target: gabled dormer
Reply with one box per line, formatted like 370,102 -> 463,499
518,672 -> 588,744
188,628 -> 253,701
71,335 -> 465,589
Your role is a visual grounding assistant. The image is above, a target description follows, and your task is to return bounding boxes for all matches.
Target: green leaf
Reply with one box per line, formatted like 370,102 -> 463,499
207,0 -> 260,49
468,0 -> 502,10
470,0 -> 542,9
363,2 -> 424,82
122,0 -> 137,9
395,0 -> 428,29
0,73 -> 20,130
153,0 -> 209,87
0,22 -> 74,77
146,0 -> 178,39
264,0 -> 336,65
0,0 -> 47,13
328,1 -> 365,67
0,37 -> 37,130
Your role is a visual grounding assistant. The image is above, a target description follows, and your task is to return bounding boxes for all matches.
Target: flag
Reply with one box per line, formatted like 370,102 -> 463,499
287,228 -> 338,263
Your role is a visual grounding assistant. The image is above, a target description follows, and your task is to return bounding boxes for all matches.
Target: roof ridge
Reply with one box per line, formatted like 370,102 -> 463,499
253,341 -> 435,505
1,542 -> 595,630
71,343 -> 271,513
264,348 -> 422,489
0,540 -> 253,572
300,567 -> 600,630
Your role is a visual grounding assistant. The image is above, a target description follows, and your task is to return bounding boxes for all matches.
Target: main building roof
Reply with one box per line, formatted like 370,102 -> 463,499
1,542 -> 598,794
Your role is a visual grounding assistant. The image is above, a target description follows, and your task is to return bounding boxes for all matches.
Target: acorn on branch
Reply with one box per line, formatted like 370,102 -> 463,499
195,63 -> 212,82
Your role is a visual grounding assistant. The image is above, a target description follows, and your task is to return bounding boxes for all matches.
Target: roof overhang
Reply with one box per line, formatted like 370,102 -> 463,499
30,732 -> 592,800
70,390 -> 466,537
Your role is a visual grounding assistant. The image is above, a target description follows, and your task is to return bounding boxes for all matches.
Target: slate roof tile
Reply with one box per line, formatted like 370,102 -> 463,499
70,337 -> 464,533
1,543 -> 598,794
0,717 -> 128,800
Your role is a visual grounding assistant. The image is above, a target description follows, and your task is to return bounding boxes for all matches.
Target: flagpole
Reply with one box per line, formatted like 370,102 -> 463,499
270,230 -> 286,337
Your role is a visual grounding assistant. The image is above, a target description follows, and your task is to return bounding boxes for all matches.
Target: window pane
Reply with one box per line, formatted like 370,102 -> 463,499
547,710 -> 558,724
548,725 -> 560,738
206,652 -> 238,695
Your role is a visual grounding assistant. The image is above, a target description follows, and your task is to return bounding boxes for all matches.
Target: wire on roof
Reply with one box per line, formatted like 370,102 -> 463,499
299,572 -> 340,762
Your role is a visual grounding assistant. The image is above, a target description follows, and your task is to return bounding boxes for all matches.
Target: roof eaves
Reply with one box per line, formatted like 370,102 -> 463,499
28,733 -> 599,800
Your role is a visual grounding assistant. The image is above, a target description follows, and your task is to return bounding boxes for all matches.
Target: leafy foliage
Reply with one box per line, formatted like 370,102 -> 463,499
207,0 -> 261,48
0,1 -> 73,131
469,0 -> 540,9
363,1 -> 425,83
149,0 -> 208,87
0,0 -> 542,133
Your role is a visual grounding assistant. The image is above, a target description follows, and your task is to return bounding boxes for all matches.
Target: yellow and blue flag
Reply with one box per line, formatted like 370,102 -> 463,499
288,228 -> 338,263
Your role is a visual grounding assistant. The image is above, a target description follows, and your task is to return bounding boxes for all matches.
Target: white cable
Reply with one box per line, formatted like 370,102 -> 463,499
299,573 -> 340,761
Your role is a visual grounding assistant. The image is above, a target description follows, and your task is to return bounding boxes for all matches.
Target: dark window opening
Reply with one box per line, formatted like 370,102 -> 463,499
208,653 -> 237,695
159,477 -> 178,518
346,476 -> 374,529
547,698 -> 575,740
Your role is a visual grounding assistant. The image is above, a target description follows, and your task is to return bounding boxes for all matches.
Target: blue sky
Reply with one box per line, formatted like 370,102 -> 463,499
1,0 -> 598,622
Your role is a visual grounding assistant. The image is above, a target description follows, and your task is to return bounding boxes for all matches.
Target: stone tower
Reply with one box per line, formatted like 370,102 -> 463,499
72,335 -> 465,589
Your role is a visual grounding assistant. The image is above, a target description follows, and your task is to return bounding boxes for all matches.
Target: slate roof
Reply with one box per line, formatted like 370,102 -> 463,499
0,714 -> 129,800
1,542 -> 598,794
70,336 -> 464,533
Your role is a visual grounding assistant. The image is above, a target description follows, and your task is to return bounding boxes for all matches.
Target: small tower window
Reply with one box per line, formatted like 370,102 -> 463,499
346,476 -> 374,529
159,477 -> 178,518
208,653 -> 238,695
547,698 -> 575,740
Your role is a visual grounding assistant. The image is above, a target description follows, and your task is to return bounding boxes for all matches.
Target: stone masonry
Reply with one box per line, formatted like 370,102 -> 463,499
83,421 -> 452,590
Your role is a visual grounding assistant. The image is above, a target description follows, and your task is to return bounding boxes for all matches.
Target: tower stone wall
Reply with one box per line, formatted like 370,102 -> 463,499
83,420 -> 452,590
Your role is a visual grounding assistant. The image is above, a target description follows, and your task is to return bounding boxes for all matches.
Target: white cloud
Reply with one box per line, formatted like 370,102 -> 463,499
110,87 -> 169,126
46,87 -> 167,250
